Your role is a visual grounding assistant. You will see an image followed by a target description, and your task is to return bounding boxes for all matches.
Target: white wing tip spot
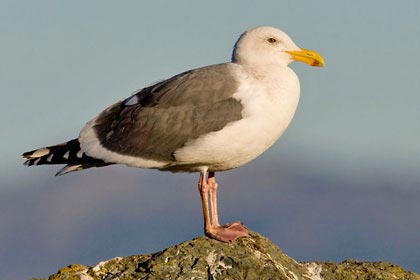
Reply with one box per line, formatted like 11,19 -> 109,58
30,148 -> 50,158
46,154 -> 54,162
76,150 -> 84,158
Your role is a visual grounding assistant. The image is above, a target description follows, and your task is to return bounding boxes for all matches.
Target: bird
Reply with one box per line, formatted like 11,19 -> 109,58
22,26 -> 324,243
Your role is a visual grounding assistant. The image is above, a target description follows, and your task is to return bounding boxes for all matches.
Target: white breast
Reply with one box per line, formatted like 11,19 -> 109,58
173,64 -> 300,171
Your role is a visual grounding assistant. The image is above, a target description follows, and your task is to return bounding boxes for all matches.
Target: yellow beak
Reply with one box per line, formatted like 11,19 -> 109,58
285,48 -> 325,67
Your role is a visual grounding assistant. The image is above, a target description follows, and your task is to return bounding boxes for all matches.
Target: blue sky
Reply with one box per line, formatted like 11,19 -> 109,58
1,1 -> 420,279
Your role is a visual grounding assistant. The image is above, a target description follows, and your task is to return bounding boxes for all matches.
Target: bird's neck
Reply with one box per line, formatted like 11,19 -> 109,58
241,64 -> 297,86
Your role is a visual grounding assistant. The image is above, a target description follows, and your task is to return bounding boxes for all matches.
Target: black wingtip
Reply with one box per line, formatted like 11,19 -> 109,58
21,150 -> 34,159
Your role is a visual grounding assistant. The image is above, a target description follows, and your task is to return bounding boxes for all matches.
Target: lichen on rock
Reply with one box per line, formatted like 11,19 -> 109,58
38,231 -> 420,280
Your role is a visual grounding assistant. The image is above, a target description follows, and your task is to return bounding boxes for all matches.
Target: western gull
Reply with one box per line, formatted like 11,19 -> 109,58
22,26 -> 325,242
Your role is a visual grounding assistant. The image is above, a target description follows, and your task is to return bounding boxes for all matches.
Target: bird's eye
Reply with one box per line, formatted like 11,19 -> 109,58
267,37 -> 277,43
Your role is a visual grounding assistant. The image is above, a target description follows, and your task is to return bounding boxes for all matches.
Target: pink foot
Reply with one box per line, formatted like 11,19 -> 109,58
206,222 -> 250,243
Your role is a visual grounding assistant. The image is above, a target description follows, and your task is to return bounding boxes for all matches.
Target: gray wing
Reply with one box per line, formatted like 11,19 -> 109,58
91,63 -> 243,162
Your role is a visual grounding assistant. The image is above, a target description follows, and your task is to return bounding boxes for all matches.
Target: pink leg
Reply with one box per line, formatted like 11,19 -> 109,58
198,170 -> 212,234
198,171 -> 249,243
208,172 -> 220,227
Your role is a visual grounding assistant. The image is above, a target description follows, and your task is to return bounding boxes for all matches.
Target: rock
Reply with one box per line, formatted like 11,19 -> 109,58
38,231 -> 419,280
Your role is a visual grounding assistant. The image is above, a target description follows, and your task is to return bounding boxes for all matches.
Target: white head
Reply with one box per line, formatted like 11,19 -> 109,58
232,26 -> 324,67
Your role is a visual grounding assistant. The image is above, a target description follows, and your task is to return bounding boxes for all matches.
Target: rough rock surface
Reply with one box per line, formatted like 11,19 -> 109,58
37,231 -> 420,280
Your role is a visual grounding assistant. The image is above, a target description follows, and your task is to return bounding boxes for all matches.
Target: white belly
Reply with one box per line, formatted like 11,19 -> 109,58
173,65 -> 300,171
